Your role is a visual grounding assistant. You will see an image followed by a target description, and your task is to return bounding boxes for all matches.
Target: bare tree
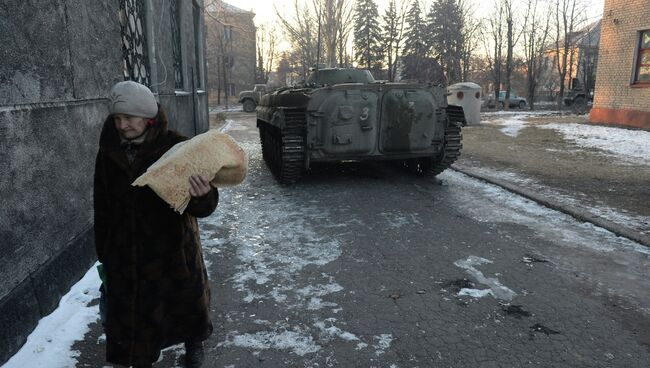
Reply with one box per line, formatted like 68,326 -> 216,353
276,1 -> 320,78
277,0 -> 353,74
522,0 -> 552,110
459,0 -> 481,82
256,24 -> 278,84
553,0 -> 587,109
501,0 -> 529,110
481,1 -> 505,109
314,0 -> 354,67
336,1 -> 355,66
578,22 -> 598,99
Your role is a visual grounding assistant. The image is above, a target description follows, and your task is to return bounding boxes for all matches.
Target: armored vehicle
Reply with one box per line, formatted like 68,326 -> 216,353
257,68 -> 465,184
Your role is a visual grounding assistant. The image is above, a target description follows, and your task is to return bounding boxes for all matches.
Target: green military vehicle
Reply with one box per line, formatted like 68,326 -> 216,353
239,84 -> 267,113
256,68 -> 465,184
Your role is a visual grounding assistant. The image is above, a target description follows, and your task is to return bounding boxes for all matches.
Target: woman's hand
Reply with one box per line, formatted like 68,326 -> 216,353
189,175 -> 211,197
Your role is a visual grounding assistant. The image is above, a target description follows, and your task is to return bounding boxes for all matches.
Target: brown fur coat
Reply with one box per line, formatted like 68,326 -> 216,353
93,116 -> 217,366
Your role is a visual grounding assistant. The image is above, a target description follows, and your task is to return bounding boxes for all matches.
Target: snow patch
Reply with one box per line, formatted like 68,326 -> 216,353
219,119 -> 235,133
442,170 -> 650,256
314,319 -> 360,342
373,334 -> 393,356
458,288 -> 493,298
220,329 -> 320,356
497,118 -> 528,137
380,211 -> 422,229
454,256 -> 517,301
3,263 -> 101,368
538,123 -> 650,165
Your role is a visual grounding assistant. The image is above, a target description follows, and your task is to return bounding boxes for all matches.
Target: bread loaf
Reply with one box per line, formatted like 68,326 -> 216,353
132,130 -> 247,213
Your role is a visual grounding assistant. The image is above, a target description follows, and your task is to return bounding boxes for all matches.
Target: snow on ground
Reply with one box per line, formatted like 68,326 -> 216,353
457,166 -> 650,235
6,116 -> 647,365
204,141 -> 366,357
537,123 -> 650,165
480,112 -> 650,165
2,264 -> 101,368
442,170 -> 650,256
481,110 -> 559,116
441,169 -> 650,314
453,256 -> 517,301
209,105 -> 242,113
218,119 -> 235,133
492,117 -> 529,137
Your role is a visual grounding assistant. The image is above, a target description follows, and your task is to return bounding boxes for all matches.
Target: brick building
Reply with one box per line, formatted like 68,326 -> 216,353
590,0 -> 650,129
0,0 -> 208,363
205,0 -> 256,102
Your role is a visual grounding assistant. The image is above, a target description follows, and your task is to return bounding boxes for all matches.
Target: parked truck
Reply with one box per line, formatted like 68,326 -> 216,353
238,84 -> 267,112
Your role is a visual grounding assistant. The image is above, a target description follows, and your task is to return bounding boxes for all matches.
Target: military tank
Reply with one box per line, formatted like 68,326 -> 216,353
256,68 -> 465,184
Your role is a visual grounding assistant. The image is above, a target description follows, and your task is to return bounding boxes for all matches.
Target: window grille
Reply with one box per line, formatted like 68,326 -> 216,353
170,0 -> 183,89
119,0 -> 151,86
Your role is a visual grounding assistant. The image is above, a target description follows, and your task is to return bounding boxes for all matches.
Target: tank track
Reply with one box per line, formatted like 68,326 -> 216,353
259,109 -> 306,184
404,120 -> 462,176
428,122 -> 462,175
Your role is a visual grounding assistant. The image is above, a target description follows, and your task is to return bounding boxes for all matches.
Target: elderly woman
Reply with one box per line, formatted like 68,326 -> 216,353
94,81 -> 216,367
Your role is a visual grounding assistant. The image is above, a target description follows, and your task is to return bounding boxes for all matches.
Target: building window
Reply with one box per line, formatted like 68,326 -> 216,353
224,26 -> 233,41
118,0 -> 151,86
170,0 -> 183,89
224,54 -> 235,70
634,30 -> 650,84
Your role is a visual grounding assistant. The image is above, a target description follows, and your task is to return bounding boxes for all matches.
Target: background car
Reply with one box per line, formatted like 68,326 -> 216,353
485,91 -> 527,109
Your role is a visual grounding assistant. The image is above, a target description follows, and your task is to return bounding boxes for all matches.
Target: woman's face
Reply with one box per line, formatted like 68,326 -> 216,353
114,114 -> 147,139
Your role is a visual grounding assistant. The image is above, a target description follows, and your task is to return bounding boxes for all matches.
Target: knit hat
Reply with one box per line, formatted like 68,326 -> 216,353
109,81 -> 158,118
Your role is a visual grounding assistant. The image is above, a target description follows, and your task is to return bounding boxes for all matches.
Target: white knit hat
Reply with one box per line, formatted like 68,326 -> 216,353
109,81 -> 158,118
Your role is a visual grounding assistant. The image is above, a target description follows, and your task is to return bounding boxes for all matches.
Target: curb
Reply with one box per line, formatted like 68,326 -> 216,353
451,165 -> 650,248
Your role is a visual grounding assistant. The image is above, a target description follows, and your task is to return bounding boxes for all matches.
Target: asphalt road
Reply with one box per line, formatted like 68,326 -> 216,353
75,112 -> 650,367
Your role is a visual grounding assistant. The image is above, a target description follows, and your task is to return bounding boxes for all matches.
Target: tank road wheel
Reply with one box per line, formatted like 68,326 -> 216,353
243,99 -> 256,113
428,122 -> 463,176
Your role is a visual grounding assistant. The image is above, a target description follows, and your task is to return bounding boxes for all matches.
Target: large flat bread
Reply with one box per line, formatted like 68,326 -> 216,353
132,130 -> 247,213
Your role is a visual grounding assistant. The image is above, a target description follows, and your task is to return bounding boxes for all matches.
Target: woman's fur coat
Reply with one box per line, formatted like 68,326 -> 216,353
93,116 -> 217,366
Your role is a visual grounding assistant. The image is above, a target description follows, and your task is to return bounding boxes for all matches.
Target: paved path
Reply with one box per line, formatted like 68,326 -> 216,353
67,112 -> 650,367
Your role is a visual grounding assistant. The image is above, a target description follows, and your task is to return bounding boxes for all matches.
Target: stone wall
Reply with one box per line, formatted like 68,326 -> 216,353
590,0 -> 650,129
0,0 -> 208,363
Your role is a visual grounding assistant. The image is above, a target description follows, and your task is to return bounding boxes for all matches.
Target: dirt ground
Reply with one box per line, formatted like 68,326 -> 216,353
458,114 -> 650,220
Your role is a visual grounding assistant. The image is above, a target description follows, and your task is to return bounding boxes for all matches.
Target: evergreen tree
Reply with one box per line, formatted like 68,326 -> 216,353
426,0 -> 463,83
402,0 -> 428,81
353,0 -> 381,73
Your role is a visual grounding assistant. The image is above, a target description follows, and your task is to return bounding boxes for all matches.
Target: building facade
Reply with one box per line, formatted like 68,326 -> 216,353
0,0 -> 208,363
205,0 -> 256,102
590,0 -> 650,129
